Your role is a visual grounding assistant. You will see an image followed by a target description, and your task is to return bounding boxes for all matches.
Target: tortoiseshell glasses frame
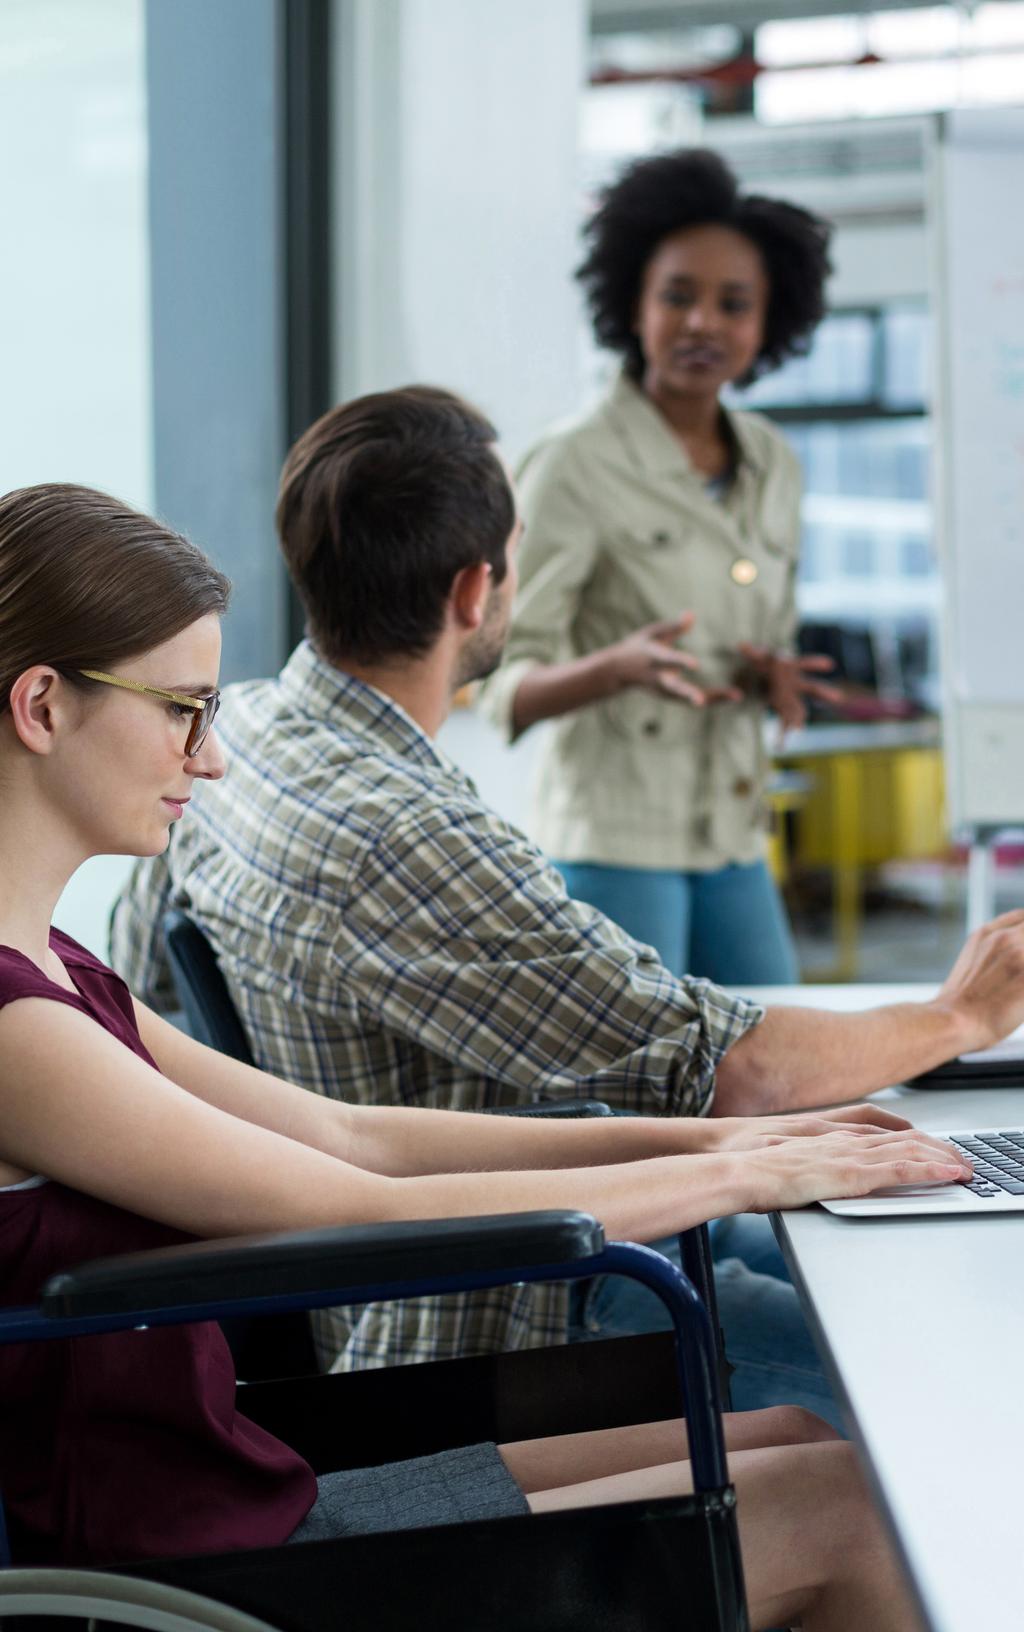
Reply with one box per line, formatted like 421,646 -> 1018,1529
77,669 -> 221,757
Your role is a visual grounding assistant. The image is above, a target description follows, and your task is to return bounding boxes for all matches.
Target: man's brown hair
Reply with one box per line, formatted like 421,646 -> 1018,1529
275,386 -> 514,665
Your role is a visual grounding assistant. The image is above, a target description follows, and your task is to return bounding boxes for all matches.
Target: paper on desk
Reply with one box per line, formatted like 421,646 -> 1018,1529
959,1022 -> 1024,1064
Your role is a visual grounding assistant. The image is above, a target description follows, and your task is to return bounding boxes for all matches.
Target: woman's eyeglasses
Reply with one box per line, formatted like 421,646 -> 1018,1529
77,669 -> 221,757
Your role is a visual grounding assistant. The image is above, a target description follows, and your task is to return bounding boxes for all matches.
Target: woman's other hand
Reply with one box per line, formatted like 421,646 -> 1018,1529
711,1103 -> 914,1152
736,642 -> 843,736
738,1127 -> 972,1213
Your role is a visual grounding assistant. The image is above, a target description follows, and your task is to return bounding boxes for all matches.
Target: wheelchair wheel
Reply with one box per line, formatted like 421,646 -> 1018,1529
0,1569 -> 280,1632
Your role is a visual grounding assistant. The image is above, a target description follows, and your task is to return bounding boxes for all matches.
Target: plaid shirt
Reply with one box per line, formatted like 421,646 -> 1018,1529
111,640 -> 761,1370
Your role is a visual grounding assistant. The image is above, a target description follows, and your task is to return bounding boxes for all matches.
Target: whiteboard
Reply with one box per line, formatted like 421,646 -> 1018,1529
933,108 -> 1024,827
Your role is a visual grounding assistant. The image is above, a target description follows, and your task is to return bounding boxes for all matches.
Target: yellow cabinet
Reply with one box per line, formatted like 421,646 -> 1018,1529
771,725 -> 946,979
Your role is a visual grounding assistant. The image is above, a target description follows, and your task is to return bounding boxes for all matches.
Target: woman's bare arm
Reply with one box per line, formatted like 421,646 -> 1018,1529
132,998 -> 917,1176
134,998 -> 716,1167
0,997 -> 970,1246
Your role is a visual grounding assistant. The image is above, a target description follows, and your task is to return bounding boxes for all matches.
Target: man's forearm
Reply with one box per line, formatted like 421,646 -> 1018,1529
712,1000 -> 972,1116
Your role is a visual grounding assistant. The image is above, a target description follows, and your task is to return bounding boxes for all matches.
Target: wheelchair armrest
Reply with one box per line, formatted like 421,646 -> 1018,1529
484,1101 -> 614,1119
41,1210 -> 605,1319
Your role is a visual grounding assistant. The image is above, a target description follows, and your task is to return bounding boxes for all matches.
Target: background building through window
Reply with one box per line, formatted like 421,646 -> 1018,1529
738,303 -> 936,709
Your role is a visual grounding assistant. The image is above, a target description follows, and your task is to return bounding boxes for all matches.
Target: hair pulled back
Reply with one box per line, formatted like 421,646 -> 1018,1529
0,483 -> 230,713
577,147 -> 833,387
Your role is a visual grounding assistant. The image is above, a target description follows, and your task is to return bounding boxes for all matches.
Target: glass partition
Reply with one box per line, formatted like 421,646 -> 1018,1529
0,0 -> 151,952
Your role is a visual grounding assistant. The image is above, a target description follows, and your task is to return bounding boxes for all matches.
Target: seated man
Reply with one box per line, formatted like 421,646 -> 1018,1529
112,386 -> 1024,1419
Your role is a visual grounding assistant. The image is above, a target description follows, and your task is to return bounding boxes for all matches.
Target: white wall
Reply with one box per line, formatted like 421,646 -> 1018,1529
329,0 -> 588,833
331,0 -> 589,458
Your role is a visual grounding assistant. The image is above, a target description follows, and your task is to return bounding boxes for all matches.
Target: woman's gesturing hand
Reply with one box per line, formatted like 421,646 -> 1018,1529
603,613 -> 742,706
739,1127 -> 973,1213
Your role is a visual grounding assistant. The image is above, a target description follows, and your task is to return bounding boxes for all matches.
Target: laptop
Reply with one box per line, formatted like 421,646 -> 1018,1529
905,1024 -> 1024,1089
822,1127 -> 1024,1217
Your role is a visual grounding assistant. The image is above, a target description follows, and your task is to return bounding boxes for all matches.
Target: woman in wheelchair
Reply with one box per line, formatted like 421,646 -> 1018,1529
0,484 -> 951,1630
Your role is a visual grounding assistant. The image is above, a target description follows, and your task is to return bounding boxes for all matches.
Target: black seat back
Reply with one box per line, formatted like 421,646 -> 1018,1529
162,909 -> 254,1065
162,908 -> 315,1379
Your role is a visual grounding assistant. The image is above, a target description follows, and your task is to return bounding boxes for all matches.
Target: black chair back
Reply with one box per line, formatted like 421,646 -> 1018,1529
162,909 -> 316,1378
163,909 -> 254,1065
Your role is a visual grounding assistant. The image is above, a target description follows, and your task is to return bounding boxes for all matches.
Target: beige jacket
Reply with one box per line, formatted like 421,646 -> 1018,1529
482,374 -> 803,870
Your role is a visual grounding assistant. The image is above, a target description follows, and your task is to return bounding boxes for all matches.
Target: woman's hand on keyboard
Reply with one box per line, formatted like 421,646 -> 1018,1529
712,1103 -> 913,1152
741,1128 -> 974,1212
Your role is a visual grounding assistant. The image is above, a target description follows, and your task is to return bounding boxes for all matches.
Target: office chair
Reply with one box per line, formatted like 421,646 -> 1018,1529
164,909 -> 255,1064
0,1210 -> 749,1632
161,908 -> 734,1404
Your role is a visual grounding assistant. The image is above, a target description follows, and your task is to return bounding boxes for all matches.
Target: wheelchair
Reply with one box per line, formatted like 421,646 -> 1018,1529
0,1209 -> 749,1631
0,907 -> 747,1627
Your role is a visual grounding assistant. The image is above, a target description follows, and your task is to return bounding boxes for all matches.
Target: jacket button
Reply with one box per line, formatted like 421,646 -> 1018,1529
733,777 -> 753,796
643,720 -> 661,736
651,530 -> 670,548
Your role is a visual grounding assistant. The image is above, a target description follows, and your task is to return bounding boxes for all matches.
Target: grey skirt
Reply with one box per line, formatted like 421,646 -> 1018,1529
287,1443 -> 529,1543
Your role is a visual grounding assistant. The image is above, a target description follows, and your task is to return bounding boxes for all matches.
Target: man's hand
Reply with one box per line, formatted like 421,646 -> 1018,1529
737,1128 -> 973,1213
603,613 -> 741,706
932,908 -> 1024,1054
736,642 -> 842,736
710,1103 -> 913,1153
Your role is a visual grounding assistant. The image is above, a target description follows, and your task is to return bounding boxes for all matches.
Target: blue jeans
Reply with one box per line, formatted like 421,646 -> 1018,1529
555,859 -> 799,984
569,1214 -> 843,1433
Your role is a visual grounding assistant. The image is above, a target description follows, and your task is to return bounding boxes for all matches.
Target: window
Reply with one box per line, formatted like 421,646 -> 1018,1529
755,3 -> 1024,124
0,0 -> 150,502
730,305 -> 938,705
741,311 -> 876,409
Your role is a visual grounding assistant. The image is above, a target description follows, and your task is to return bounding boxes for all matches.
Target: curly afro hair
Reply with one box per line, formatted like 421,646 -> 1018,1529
577,148 -> 832,387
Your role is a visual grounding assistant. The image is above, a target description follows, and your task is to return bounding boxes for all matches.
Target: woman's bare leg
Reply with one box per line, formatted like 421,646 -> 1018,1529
501,1430 -> 921,1632
502,1404 -> 837,1494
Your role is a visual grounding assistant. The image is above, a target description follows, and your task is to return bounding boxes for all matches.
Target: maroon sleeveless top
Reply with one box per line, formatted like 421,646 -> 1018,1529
0,928 -> 316,1565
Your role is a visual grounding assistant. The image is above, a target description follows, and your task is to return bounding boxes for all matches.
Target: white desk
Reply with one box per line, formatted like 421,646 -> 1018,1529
732,984 -> 1024,1632
774,719 -> 942,758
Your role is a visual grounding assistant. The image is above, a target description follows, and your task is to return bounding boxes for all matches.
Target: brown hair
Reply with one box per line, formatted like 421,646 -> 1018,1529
0,483 -> 231,712
275,385 -> 514,666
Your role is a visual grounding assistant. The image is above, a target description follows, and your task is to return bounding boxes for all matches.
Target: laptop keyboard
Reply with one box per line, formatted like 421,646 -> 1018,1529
949,1133 -> 1024,1198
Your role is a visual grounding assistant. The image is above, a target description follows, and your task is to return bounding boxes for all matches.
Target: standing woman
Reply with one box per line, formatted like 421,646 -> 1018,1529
483,149 -> 838,983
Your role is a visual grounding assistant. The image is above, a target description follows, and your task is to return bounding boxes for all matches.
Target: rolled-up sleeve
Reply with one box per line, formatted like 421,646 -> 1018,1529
334,804 -> 763,1117
479,439 -> 602,743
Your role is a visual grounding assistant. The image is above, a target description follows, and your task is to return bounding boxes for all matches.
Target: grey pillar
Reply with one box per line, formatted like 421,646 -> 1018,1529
146,0 -> 289,682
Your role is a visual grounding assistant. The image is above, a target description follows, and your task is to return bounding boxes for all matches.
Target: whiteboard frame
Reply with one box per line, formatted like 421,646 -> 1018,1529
931,107 -> 1024,831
